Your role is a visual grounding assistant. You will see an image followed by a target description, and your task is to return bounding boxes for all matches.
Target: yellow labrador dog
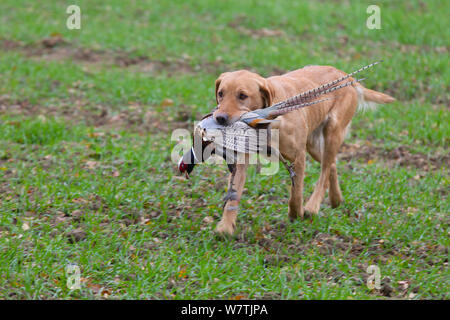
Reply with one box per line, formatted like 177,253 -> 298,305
212,65 -> 395,235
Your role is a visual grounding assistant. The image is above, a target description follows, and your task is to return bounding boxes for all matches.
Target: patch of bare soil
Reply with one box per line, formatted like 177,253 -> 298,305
0,94 -> 195,134
233,26 -> 286,39
227,15 -> 285,39
1,37 -> 289,77
96,104 -> 194,133
0,37 -> 223,76
339,142 -> 449,171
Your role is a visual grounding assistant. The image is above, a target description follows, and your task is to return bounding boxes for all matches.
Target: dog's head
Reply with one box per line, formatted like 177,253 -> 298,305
213,70 -> 274,126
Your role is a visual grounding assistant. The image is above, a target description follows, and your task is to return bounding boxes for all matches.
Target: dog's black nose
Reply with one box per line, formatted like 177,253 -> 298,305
215,114 -> 228,125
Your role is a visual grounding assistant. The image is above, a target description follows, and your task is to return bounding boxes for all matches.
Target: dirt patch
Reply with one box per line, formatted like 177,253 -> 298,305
1,39 -> 22,50
1,37 -> 289,77
235,221 -> 386,260
384,145 -> 449,171
95,104 -> 193,133
233,26 -> 286,39
0,37 -> 225,76
227,15 -> 286,39
0,94 -> 194,134
66,227 -> 87,243
339,142 -> 449,171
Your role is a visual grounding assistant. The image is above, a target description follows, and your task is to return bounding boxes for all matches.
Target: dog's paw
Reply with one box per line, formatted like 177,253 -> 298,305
304,201 -> 320,217
329,194 -> 343,209
288,207 -> 304,221
215,220 -> 235,235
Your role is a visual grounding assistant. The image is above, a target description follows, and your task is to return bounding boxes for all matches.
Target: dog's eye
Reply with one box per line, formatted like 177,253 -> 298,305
239,93 -> 248,100
218,91 -> 223,98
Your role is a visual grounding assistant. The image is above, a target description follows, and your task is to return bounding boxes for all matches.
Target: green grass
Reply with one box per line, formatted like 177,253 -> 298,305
0,0 -> 448,299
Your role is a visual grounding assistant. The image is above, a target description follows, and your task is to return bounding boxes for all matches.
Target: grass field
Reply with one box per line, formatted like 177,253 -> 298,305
0,0 -> 448,299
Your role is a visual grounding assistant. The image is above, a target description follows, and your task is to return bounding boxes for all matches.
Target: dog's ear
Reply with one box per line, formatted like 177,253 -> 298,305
258,78 -> 275,108
215,72 -> 229,104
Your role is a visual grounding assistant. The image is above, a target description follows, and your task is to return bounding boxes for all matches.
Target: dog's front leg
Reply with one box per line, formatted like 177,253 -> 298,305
216,163 -> 248,235
288,149 -> 306,220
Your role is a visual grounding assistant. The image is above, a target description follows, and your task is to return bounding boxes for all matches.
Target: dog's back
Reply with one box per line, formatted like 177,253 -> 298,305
268,65 -> 395,136
270,65 -> 395,111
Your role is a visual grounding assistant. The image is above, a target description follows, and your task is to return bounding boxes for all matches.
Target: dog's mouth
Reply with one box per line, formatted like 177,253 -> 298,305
221,113 -> 247,126
213,108 -> 249,126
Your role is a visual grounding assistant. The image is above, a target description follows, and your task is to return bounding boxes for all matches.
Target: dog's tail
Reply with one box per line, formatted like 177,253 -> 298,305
355,84 -> 396,112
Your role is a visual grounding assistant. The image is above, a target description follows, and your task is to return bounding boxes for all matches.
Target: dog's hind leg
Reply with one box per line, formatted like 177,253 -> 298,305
305,117 -> 345,216
328,162 -> 343,208
307,122 -> 325,165
305,90 -> 357,215
307,122 -> 343,207
287,149 -> 306,220
328,123 -> 352,207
